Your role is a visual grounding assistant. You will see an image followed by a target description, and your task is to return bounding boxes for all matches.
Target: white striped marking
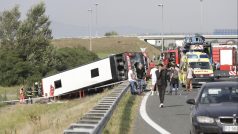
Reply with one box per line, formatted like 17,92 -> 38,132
140,92 -> 171,134
229,71 -> 236,76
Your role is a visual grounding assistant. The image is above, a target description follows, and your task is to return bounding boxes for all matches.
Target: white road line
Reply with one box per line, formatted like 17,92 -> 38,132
140,92 -> 171,134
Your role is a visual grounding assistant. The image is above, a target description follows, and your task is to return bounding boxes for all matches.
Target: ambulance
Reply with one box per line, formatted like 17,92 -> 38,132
180,52 -> 214,86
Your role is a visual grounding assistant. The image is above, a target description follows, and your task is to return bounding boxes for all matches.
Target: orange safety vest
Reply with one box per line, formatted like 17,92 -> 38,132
50,86 -> 54,97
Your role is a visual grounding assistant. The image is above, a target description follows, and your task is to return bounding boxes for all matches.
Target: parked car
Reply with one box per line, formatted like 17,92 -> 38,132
186,81 -> 238,134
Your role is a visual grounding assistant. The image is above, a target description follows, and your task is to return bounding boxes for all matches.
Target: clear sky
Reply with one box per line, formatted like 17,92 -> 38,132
0,0 -> 237,38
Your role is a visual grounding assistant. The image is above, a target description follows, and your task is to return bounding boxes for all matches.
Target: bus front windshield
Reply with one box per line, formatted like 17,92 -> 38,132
189,62 -> 211,69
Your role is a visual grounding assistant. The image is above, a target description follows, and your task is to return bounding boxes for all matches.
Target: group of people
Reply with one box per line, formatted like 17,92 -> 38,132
128,60 -> 194,108
149,63 -> 170,108
128,63 -> 146,95
150,63 -> 194,107
19,82 -> 42,104
19,86 -> 34,104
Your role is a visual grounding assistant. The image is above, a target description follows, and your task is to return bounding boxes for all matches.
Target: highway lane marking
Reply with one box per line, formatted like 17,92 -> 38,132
140,92 -> 171,134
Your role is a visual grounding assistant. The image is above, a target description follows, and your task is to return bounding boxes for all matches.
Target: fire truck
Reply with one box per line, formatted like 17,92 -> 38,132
212,43 -> 238,77
161,35 -> 215,86
161,35 -> 211,67
160,47 -> 181,68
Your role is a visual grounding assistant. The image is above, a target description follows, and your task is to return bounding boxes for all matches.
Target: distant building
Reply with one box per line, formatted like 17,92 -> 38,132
213,29 -> 238,35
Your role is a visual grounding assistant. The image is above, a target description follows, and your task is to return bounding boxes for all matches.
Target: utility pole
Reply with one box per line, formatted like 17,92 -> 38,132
158,4 -> 164,52
88,9 -> 93,51
95,3 -> 99,37
200,0 -> 203,34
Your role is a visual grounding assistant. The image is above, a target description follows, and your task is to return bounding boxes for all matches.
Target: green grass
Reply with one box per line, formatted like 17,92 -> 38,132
51,37 -> 161,59
0,88 -> 113,134
0,103 -> 64,133
103,92 -> 142,134
0,86 -> 21,101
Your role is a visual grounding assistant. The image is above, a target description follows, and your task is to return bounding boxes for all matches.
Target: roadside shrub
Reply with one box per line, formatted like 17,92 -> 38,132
104,31 -> 118,36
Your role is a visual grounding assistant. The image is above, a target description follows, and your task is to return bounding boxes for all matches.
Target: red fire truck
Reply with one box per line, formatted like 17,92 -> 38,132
212,43 -> 238,77
160,47 -> 181,68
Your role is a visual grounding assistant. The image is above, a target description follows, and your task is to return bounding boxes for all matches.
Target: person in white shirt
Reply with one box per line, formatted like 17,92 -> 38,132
186,64 -> 193,91
150,65 -> 158,96
128,68 -> 136,95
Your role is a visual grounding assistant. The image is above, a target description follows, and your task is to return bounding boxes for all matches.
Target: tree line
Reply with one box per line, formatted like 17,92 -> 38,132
0,3 -> 98,86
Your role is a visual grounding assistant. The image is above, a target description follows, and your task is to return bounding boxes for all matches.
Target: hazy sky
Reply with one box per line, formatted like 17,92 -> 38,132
0,0 -> 237,38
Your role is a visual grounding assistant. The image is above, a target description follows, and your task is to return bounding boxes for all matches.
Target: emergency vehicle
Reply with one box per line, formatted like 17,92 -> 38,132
185,52 -> 209,60
160,47 -> 181,68
161,35 -> 238,85
181,35 -> 214,86
212,43 -> 238,77
161,35 -> 212,68
180,52 -> 214,86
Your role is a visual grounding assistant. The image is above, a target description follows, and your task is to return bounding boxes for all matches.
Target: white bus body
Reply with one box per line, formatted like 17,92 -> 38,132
42,58 -> 113,97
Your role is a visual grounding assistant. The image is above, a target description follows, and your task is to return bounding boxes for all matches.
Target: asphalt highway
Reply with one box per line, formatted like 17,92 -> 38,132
133,78 -> 238,134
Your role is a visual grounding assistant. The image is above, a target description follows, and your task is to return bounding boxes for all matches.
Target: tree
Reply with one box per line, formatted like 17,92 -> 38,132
0,6 -> 21,49
53,47 -> 99,72
104,31 -> 118,36
0,3 -> 99,86
0,48 -> 24,86
16,2 -> 52,64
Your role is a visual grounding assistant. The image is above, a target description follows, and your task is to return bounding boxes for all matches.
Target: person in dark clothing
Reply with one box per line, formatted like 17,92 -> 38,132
26,87 -> 33,104
170,66 -> 179,95
136,63 -> 146,94
156,64 -> 169,108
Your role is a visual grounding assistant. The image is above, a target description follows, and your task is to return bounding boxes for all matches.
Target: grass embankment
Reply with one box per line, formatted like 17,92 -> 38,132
103,92 -> 142,134
0,86 -> 20,101
52,37 -> 160,59
0,89 -> 113,134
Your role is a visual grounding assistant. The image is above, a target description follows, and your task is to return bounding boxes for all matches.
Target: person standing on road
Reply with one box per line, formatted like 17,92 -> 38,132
156,64 -> 169,108
216,62 -> 220,70
186,64 -> 193,91
168,66 -> 173,95
150,64 -> 158,96
170,66 -> 179,95
136,63 -> 146,95
128,68 -> 137,95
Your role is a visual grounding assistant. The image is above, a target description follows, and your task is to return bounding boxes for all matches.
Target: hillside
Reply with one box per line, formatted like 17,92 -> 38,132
51,37 -> 160,59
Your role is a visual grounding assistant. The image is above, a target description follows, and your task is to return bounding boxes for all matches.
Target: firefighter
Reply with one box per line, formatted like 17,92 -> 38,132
19,87 -> 25,104
33,82 -> 39,97
50,85 -> 55,101
26,87 -> 33,104
38,82 -> 42,97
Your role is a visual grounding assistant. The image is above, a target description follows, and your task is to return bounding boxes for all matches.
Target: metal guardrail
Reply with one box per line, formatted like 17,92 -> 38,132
87,81 -> 126,91
1,97 -> 48,105
64,81 -> 129,134
1,81 -> 126,105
